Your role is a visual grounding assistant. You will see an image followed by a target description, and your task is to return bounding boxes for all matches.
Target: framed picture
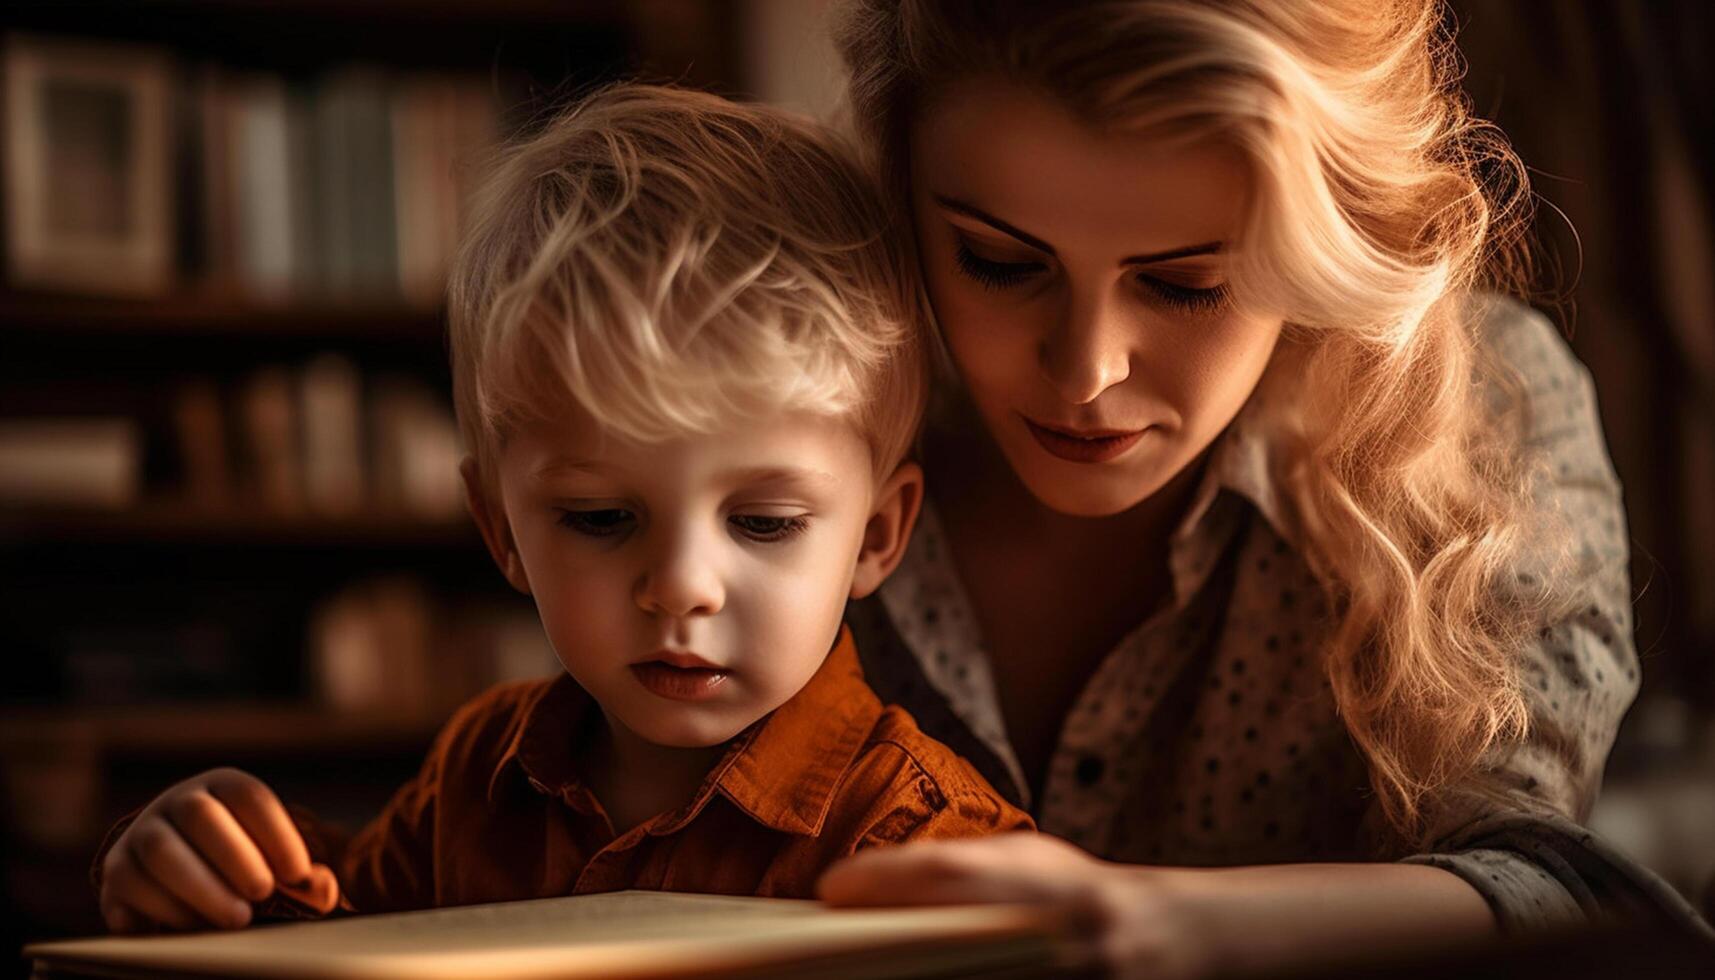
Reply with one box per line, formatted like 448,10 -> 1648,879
3,34 -> 174,295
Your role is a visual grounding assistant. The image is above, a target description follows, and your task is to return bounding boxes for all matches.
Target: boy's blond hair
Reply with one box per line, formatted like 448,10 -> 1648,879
449,83 -> 926,491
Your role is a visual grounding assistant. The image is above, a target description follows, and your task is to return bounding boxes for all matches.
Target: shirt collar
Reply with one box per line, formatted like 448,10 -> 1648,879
486,624 -> 881,838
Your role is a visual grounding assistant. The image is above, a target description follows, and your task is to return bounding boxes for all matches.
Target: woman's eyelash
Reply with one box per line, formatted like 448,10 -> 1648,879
953,240 -> 1043,290
557,508 -> 634,536
728,514 -> 810,543
955,238 -> 1229,314
1139,276 -> 1230,314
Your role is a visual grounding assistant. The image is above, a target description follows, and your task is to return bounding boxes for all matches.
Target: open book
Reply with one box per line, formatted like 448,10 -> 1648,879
24,890 -> 1074,979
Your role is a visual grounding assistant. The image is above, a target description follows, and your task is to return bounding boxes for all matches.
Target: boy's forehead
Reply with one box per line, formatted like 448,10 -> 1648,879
505,410 -> 873,489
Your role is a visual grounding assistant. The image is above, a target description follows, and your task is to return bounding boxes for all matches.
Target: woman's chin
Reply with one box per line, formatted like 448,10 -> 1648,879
1004,445 -> 1179,518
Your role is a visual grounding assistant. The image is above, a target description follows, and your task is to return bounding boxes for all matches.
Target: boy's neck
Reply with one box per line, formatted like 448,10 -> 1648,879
578,710 -> 728,837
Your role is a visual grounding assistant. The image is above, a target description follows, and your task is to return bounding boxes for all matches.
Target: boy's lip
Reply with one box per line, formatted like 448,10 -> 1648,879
630,653 -> 731,702
642,649 -> 725,671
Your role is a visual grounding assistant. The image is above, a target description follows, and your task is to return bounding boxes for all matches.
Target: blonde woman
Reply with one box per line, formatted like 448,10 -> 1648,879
816,0 -> 1705,974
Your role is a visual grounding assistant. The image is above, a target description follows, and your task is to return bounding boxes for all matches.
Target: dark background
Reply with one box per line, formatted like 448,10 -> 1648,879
2,0 -> 1711,975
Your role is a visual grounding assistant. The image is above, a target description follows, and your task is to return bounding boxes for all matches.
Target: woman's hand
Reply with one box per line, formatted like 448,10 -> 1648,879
819,833 -> 1501,978
817,833 -> 1216,980
98,767 -> 341,933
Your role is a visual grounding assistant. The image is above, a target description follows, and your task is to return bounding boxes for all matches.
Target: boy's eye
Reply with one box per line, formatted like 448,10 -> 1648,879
557,508 -> 635,536
728,514 -> 809,543
953,239 -> 1044,290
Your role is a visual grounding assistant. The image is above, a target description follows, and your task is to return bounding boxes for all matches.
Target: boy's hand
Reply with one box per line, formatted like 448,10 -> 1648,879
98,767 -> 341,933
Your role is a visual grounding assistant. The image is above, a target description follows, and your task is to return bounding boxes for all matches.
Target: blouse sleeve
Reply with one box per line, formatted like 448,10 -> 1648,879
1394,297 -> 1707,936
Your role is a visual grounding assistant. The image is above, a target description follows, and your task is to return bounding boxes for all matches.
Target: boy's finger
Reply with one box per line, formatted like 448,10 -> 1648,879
165,790 -> 278,901
126,820 -> 253,930
204,771 -> 315,886
107,855 -> 206,932
276,863 -> 342,913
100,895 -> 149,934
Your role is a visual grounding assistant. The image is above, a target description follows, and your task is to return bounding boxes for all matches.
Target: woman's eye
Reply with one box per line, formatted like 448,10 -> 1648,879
953,239 -> 1044,290
557,508 -> 635,537
729,514 -> 809,543
1138,275 -> 1230,314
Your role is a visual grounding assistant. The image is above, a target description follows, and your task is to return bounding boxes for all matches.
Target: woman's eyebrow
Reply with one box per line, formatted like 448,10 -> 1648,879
932,194 -> 1056,254
933,193 -> 1225,265
1122,241 -> 1223,265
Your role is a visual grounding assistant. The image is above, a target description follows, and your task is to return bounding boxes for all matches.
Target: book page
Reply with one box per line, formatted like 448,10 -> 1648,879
26,891 -> 1069,979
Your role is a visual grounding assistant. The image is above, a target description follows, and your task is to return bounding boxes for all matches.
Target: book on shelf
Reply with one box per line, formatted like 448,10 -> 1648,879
23,890 -> 1074,980
239,366 -> 305,512
369,374 -> 465,518
299,352 -> 366,514
310,580 -> 553,720
0,417 -> 140,508
172,377 -> 236,508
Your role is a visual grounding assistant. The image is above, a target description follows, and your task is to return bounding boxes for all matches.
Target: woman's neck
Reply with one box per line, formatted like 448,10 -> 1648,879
579,712 -> 727,837
921,414 -> 1209,796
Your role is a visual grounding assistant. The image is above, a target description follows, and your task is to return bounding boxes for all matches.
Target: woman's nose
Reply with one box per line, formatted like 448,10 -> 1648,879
633,529 -> 725,618
1039,282 -> 1132,405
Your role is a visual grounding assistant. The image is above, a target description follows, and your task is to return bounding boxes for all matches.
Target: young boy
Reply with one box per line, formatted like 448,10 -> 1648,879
90,84 -> 1030,933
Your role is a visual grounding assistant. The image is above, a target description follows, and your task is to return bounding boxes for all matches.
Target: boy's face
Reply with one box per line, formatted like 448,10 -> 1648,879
466,409 -> 920,749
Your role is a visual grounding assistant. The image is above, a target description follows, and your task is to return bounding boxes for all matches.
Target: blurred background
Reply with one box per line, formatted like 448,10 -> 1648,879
0,0 -> 1709,971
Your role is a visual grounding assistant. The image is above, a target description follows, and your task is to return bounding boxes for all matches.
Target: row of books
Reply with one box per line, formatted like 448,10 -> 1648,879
177,355 -> 466,517
193,65 -> 499,304
44,576 -> 552,715
308,577 -> 558,722
2,32 -> 501,301
0,356 -> 465,517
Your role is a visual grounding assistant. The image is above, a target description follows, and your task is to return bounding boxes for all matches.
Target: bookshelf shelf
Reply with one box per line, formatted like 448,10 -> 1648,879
0,504 -> 480,549
0,291 -> 446,344
0,700 -> 441,756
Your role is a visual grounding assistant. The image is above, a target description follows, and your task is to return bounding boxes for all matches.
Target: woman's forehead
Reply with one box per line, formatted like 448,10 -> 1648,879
911,77 -> 1249,261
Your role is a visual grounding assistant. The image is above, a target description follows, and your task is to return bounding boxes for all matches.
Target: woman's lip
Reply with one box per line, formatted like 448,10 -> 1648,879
630,662 -> 730,702
1022,416 -> 1149,464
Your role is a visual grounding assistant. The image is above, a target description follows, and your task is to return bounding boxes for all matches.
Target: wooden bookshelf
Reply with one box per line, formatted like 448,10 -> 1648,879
0,0 -> 742,959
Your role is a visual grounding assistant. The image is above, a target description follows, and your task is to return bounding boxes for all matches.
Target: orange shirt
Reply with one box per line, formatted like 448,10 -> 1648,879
92,625 -> 1032,918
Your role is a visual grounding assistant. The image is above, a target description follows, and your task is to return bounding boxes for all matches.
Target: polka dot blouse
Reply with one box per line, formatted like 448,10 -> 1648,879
846,295 -> 1702,934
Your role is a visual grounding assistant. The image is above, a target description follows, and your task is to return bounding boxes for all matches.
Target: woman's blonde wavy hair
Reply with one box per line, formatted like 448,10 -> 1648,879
835,0 -> 1571,843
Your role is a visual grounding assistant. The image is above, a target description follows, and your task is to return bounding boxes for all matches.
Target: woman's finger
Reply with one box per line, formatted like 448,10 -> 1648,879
164,789 -> 279,902
125,818 -> 253,929
819,839 -> 1032,906
820,833 -> 1115,909
203,769 -> 316,889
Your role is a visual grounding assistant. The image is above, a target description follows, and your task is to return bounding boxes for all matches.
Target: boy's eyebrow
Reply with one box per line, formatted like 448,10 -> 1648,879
932,193 -> 1224,264
529,459 -> 609,482
723,465 -> 840,490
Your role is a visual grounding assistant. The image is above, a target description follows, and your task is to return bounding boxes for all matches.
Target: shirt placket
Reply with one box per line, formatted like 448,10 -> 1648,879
1029,492 -> 1249,845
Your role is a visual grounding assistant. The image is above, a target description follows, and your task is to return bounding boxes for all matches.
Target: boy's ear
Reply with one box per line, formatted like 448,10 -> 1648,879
850,461 -> 925,600
460,456 -> 531,596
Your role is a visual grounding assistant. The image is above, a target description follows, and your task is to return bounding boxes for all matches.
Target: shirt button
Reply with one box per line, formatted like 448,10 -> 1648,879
1075,755 -> 1105,787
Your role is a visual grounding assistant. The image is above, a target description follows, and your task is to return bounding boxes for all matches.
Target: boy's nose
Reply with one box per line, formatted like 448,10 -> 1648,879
634,537 -> 725,618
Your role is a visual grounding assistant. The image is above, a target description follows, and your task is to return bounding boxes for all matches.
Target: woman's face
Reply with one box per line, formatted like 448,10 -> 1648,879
911,77 -> 1286,517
